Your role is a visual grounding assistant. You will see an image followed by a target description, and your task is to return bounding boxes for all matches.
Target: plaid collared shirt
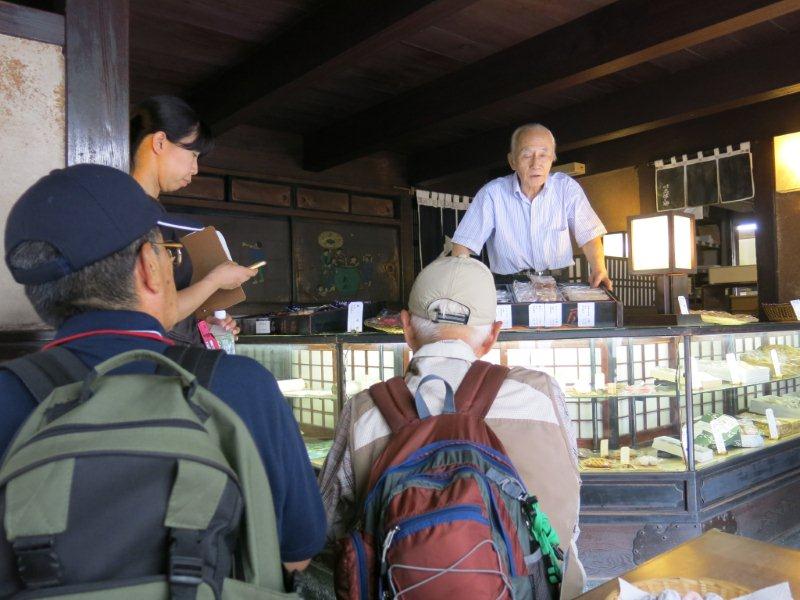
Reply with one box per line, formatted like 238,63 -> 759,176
317,339 -> 578,540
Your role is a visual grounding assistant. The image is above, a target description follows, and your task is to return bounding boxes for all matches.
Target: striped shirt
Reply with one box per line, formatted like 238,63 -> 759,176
452,172 -> 606,274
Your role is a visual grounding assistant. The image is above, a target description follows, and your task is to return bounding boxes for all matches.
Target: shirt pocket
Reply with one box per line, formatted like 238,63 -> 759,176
543,224 -> 571,268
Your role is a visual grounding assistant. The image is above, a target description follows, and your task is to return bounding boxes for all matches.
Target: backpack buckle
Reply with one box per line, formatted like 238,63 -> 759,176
168,528 -> 205,591
169,555 -> 204,586
13,535 -> 62,589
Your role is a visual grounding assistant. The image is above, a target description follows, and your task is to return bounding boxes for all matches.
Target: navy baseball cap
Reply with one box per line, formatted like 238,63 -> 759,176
5,164 -> 175,284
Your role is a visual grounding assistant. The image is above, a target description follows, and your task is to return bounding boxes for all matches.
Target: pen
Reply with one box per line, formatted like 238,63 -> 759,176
247,260 -> 267,270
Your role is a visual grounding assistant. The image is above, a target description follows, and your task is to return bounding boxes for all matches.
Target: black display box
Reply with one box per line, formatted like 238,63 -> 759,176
497,284 -> 623,329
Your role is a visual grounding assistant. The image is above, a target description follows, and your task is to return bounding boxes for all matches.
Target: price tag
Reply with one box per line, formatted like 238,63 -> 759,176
545,303 -> 562,327
620,446 -> 630,465
677,296 -> 689,315
766,408 -> 779,440
496,304 -> 513,329
771,349 -> 782,378
255,318 -> 271,334
792,299 -> 800,320
599,439 -> 609,457
711,421 -> 727,454
347,302 -> 363,333
577,302 -> 595,327
528,304 -> 546,327
725,352 -> 741,384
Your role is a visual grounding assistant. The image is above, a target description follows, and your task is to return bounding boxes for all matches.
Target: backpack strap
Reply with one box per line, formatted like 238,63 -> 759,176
454,360 -> 510,418
2,346 -> 90,403
371,374 -> 457,433
369,377 -> 418,434
159,345 -> 222,390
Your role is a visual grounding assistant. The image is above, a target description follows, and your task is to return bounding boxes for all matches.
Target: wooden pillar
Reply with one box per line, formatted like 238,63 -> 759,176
65,0 -> 129,170
752,138 -> 778,311
399,192 -> 415,303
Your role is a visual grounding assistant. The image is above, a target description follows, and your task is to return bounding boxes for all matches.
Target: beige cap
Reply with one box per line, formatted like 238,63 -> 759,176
408,255 -> 497,326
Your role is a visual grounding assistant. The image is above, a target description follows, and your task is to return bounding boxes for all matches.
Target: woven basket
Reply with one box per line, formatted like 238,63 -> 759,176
604,577 -> 752,600
762,302 -> 798,322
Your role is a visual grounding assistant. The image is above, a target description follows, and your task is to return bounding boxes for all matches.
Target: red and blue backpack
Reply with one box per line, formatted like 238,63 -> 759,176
336,360 -> 563,599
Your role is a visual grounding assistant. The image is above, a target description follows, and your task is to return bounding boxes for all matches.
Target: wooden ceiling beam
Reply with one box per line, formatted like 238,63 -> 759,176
189,0 -> 478,136
304,0 -> 800,171
408,31 -> 800,185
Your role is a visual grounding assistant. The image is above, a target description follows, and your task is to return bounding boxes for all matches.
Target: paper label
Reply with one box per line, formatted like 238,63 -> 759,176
496,304 -> 513,329
712,421 -> 727,454
677,296 -> 689,315
197,320 -> 220,350
599,439 -> 609,457
792,299 -> 800,320
620,446 -> 630,465
255,319 -> 271,334
577,302 -> 595,327
726,352 -> 741,384
528,304 -> 546,327
347,302 -> 363,333
766,408 -> 779,440
545,303 -> 562,327
771,349 -> 782,378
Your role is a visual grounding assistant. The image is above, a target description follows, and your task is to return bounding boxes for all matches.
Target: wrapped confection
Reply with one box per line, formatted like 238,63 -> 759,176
513,275 -> 562,302
560,284 -> 609,301
749,395 -> 800,419
496,287 -> 514,304
742,411 -> 800,438
693,414 -> 741,450
740,344 -> 800,377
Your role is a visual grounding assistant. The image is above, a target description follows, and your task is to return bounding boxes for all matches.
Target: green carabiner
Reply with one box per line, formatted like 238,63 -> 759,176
523,497 -> 563,585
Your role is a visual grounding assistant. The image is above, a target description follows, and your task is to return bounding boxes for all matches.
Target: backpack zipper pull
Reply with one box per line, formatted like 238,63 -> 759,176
380,525 -> 400,567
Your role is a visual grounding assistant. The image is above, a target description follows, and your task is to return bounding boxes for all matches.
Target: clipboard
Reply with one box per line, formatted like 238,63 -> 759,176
180,226 -> 246,318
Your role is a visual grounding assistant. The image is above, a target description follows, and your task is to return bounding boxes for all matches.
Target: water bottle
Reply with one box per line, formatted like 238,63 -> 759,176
210,310 -> 236,355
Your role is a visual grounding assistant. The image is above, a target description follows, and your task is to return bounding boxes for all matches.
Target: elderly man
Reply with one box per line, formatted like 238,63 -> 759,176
319,254 -> 585,598
0,164 -> 325,589
452,123 -> 612,289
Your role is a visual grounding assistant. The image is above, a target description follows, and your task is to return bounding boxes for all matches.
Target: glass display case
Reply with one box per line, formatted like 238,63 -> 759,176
4,324 -> 800,583
237,325 -> 800,474
683,327 -> 800,469
237,341 -> 339,468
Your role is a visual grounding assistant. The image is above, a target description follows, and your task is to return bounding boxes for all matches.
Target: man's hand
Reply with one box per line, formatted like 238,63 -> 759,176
581,236 -> 613,291
205,313 -> 241,340
208,260 -> 257,290
589,268 -> 612,291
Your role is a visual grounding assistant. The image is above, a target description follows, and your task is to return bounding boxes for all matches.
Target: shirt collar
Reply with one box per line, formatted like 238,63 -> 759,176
412,339 -> 478,363
55,310 -> 167,340
511,172 -> 551,202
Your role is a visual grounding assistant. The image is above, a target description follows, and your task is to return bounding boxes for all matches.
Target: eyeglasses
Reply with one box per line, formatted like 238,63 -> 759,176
152,241 -> 184,266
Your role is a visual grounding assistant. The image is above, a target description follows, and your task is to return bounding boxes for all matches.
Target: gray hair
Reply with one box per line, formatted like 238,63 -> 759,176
410,313 -> 493,349
509,123 -> 557,158
7,227 -> 161,327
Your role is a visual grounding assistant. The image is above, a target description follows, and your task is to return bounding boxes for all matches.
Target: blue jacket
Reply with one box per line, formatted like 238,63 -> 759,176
0,310 -> 326,563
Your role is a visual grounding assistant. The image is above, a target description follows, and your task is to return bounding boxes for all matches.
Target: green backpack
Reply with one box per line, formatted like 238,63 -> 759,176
0,347 -> 296,599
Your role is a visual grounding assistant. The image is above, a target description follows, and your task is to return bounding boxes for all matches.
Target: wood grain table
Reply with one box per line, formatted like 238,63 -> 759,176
577,529 -> 800,599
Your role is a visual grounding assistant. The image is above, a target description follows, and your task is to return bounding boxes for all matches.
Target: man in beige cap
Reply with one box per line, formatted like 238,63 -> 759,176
318,255 -> 585,598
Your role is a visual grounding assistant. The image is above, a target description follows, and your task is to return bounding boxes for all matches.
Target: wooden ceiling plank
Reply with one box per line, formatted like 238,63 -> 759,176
409,31 -> 800,185
189,0 -> 478,136
303,0 -> 800,171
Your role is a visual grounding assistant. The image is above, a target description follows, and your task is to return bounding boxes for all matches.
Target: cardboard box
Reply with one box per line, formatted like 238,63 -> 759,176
708,265 -> 757,284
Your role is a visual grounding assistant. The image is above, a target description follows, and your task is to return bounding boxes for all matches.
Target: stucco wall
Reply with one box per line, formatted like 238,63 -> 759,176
0,33 -> 65,328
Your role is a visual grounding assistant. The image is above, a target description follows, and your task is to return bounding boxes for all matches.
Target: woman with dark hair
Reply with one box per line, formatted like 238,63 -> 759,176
131,95 -> 256,345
